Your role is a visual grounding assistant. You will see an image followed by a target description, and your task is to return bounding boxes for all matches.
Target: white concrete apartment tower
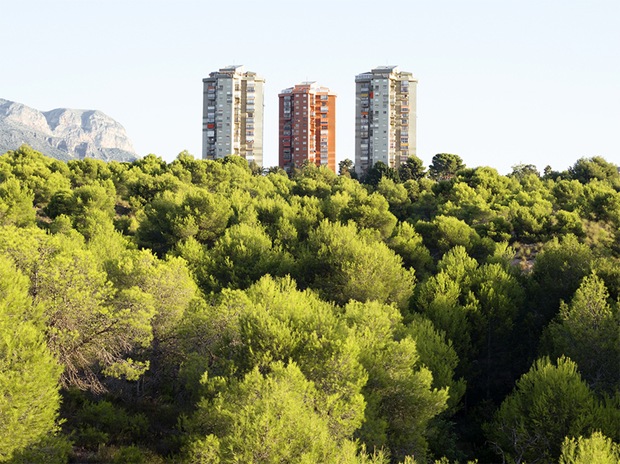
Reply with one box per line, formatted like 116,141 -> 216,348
355,66 -> 417,176
202,65 -> 265,167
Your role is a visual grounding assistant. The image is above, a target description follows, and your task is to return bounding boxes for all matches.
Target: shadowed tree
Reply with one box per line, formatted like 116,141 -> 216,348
398,155 -> 426,181
428,153 -> 465,181
542,273 -> 620,393
338,158 -> 356,178
569,156 -> 620,188
509,163 -> 540,179
363,161 -> 399,187
486,356 -> 599,464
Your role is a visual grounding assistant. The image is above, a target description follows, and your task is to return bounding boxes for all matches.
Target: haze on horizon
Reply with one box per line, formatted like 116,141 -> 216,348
1,0 -> 618,174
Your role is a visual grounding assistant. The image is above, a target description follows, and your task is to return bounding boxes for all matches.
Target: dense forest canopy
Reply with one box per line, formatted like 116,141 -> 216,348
0,145 -> 619,463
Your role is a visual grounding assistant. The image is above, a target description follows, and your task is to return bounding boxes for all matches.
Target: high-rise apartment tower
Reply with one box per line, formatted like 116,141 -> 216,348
355,66 -> 417,175
202,65 -> 265,166
278,82 -> 336,173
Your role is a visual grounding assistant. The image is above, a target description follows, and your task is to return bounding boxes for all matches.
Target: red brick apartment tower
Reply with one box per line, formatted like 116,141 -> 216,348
279,82 -> 336,173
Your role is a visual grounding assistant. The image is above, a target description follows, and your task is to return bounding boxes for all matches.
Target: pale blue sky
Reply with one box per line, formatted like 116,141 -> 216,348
2,0 -> 619,173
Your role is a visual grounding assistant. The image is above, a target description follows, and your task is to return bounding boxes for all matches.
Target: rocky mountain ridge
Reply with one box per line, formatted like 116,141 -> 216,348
0,98 -> 138,161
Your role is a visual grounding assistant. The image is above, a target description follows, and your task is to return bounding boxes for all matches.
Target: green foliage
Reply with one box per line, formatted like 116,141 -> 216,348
542,273 -> 619,393
486,356 -> 599,464
186,362 -> 370,464
0,145 -> 71,205
185,276 -> 367,439
405,314 -> 465,412
414,255 -> 475,366
438,182 -> 494,228
530,234 -> 594,326
135,188 -> 232,256
552,179 -> 585,212
4,147 -> 620,463
398,155 -> 426,181
338,158 -> 355,177
509,163 -> 540,179
6,434 -> 72,464
45,181 -> 117,238
414,245 -> 527,406
507,194 -> 554,242
415,215 -> 481,258
569,156 -> 620,189
304,220 -> 415,308
343,300 -> 449,461
0,256 -> 62,462
428,153 -> 465,181
0,177 -> 36,227
74,400 -> 149,449
559,431 -> 620,464
387,222 -> 434,279
580,180 -> 620,225
376,177 -> 411,220
363,160 -> 399,187
202,222 -> 294,292
341,190 -> 397,239
0,226 -> 155,392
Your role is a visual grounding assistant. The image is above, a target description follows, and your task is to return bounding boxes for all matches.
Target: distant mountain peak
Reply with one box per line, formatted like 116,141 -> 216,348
0,98 -> 138,162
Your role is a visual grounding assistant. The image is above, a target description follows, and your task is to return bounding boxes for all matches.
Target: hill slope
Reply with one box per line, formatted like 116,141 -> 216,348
0,98 -> 138,161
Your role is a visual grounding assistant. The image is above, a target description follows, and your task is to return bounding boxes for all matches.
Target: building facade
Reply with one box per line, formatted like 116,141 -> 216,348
278,82 -> 336,173
202,65 -> 265,166
354,66 -> 417,175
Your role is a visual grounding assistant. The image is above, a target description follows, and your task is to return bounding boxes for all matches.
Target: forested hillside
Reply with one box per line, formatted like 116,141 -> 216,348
0,145 -> 618,463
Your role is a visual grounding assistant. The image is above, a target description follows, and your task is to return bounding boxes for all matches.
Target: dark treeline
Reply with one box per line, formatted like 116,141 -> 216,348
0,146 -> 618,463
